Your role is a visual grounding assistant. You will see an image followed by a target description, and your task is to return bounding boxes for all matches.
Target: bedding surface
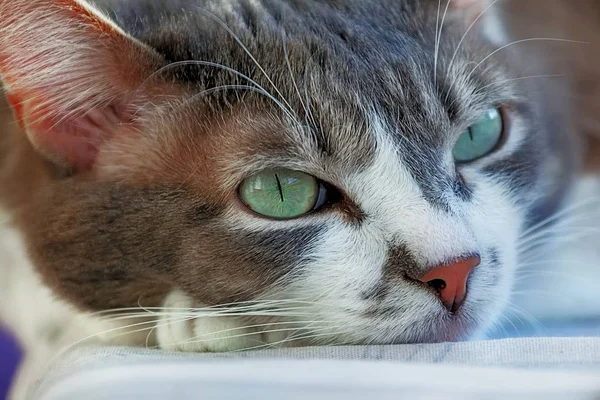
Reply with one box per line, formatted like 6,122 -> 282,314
28,337 -> 600,400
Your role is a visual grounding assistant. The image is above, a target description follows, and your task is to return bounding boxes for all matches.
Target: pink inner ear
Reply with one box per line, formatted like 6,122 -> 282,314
44,110 -> 120,171
0,0 -> 165,172
60,107 -> 131,170
9,92 -> 125,171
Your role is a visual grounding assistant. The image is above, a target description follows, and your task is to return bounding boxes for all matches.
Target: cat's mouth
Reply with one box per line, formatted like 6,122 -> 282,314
355,269 -> 491,344
361,303 -> 480,344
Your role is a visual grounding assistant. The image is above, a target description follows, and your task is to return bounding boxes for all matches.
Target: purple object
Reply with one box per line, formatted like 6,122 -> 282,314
0,327 -> 21,400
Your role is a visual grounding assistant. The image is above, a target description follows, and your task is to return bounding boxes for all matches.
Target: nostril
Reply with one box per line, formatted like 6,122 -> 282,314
426,278 -> 447,293
418,255 -> 480,312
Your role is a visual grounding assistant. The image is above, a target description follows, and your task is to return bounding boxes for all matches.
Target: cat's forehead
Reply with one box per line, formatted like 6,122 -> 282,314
106,0 -> 511,118
103,0 -> 515,178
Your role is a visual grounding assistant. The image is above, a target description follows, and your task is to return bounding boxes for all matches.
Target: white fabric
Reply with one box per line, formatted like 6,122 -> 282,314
30,337 -> 600,400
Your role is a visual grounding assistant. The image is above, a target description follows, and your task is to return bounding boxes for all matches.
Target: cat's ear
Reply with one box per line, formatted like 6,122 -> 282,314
0,0 -> 166,171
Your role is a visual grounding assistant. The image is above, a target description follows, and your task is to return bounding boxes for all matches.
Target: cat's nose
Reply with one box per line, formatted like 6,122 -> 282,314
419,255 -> 480,313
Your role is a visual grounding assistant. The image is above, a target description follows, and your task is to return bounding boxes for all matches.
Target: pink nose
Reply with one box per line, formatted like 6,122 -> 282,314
419,255 -> 480,312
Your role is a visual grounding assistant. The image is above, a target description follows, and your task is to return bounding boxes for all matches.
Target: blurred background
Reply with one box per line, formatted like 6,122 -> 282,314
0,327 -> 20,400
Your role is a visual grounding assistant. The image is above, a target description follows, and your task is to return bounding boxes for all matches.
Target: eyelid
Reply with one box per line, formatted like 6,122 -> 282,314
496,106 -> 510,147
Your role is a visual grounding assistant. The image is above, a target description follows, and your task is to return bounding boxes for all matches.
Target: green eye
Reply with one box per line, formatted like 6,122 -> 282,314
453,108 -> 504,163
239,169 -> 325,219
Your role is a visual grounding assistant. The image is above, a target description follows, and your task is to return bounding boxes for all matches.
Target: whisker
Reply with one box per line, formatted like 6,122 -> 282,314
447,37 -> 587,108
54,316 -> 191,364
444,0 -> 502,100
503,303 -> 547,333
488,317 -> 510,339
518,227 -> 600,250
226,330 -> 342,353
433,0 -> 442,83
518,230 -> 600,255
520,197 -> 600,239
434,0 -> 453,86
99,302 -> 322,318
180,324 -> 335,349
92,299 -> 328,317
145,324 -> 158,349
136,59 -> 297,123
500,314 -> 531,337
179,320 -> 332,345
510,290 -> 567,297
302,59 -> 318,133
505,310 -> 530,333
519,224 -> 600,254
513,274 -> 593,286
497,312 -> 522,337
182,84 -> 271,107
99,313 -> 161,321
517,260 -> 600,272
282,31 -> 315,128
465,37 -> 587,85
100,310 -> 317,321
197,8 -> 299,124
468,74 -> 566,100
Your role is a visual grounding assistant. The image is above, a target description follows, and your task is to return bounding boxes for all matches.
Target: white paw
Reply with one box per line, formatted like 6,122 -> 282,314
156,290 -> 264,352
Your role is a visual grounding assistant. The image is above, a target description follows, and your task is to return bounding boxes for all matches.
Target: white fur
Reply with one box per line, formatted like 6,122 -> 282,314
157,291 -> 262,352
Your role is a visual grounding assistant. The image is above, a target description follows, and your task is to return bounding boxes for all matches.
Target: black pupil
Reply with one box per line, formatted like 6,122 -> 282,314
274,174 -> 284,202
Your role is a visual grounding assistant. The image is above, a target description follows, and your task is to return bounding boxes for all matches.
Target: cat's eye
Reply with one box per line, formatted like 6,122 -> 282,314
453,108 -> 504,163
239,169 -> 327,219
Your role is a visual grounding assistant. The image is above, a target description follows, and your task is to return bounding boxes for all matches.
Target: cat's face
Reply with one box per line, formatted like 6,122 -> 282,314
0,0 -> 579,344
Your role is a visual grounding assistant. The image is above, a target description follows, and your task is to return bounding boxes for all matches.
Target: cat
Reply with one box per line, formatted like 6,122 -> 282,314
1,0 -> 600,397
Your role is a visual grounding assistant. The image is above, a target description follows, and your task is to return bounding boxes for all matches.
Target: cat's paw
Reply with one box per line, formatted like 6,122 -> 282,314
156,290 -> 263,352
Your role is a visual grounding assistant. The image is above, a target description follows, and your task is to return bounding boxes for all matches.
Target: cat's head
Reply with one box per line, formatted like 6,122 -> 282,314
0,0 -> 579,344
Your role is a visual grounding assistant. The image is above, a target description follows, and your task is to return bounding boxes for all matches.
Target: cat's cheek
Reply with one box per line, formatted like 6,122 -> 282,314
461,173 -> 524,331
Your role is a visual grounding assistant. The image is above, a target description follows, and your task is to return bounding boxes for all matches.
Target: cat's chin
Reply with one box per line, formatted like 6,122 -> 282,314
325,288 -> 506,346
153,318 -> 483,352
151,290 -> 497,352
358,314 -> 485,345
